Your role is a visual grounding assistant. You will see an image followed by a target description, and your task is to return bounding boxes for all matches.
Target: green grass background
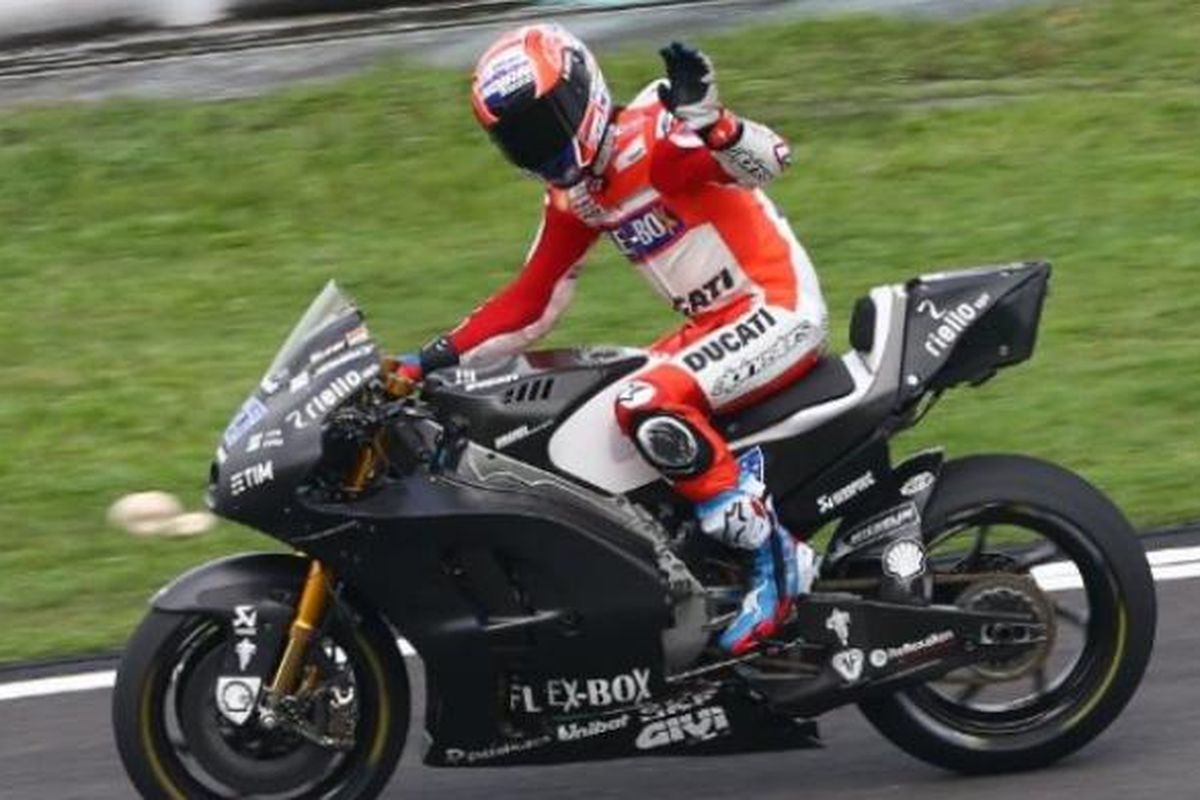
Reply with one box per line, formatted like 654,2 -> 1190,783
1,0 -> 1197,661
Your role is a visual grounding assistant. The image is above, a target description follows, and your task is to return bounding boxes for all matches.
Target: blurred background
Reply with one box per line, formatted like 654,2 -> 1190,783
1,0 -> 1197,669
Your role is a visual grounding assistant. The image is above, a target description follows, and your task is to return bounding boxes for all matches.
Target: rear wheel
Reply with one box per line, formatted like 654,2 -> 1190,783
112,604 -> 408,799
858,454 -> 1155,773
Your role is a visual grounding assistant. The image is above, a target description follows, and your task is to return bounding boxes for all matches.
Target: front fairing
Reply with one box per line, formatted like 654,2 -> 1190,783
208,282 -> 380,533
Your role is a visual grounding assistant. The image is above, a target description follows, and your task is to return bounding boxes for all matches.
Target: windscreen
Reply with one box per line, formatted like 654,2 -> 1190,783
210,281 -> 381,530
265,281 -> 358,381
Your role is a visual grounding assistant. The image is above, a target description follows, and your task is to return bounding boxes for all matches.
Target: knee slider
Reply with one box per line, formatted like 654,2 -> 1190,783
631,414 -> 713,479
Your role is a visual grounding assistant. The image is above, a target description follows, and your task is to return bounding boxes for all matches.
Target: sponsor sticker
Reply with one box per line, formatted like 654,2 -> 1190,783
443,735 -> 553,765
883,539 -> 926,580
245,428 -> 284,454
556,715 -> 631,742
817,471 -> 877,515
635,706 -> 730,750
465,373 -> 520,392
235,638 -> 257,672
842,503 -> 920,551
832,648 -> 865,682
681,307 -> 778,374
900,471 -> 936,498
638,688 -> 720,723
671,268 -> 734,316
223,397 -> 268,447
232,605 -> 257,636
284,368 -> 368,431
313,344 -> 374,378
510,668 -> 652,714
709,320 -> 818,398
215,677 -> 262,726
610,204 -> 687,262
915,292 -> 992,358
825,608 -> 852,647
229,460 -> 274,496
870,630 -> 956,668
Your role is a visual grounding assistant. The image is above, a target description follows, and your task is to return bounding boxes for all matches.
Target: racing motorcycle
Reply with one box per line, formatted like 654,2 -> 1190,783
113,260 -> 1157,799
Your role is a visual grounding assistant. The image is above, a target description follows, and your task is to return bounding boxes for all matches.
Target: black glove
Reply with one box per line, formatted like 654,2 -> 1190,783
656,42 -> 722,131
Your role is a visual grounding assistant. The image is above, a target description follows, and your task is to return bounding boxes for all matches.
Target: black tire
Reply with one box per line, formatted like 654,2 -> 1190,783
858,454 -> 1156,773
112,603 -> 409,799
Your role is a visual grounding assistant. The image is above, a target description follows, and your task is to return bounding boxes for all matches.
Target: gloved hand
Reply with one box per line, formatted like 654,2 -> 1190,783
393,353 -> 423,382
657,42 -> 722,132
383,353 -> 423,397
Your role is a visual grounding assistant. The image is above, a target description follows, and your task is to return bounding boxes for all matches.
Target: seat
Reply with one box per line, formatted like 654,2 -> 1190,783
715,356 -> 857,441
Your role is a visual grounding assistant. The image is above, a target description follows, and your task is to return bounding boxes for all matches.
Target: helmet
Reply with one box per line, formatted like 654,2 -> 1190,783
471,24 -> 612,187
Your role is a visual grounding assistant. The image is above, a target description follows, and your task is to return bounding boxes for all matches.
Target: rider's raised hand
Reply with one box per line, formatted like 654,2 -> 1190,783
657,42 -> 723,132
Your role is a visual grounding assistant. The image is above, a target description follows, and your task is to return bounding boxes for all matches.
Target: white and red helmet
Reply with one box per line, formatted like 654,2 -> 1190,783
471,24 -> 612,187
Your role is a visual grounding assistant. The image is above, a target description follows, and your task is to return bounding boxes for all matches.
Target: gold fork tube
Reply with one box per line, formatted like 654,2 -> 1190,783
269,559 -> 331,695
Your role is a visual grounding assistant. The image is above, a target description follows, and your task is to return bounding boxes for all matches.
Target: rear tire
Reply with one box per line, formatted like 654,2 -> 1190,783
113,604 -> 409,799
858,454 -> 1155,773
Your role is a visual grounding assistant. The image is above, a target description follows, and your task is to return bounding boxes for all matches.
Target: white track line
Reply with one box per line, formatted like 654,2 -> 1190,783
1032,549 -> 1200,592
2,547 -> 1196,704
0,638 -> 416,703
0,670 -> 117,702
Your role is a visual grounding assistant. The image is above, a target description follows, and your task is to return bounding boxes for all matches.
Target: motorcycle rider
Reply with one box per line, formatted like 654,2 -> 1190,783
397,24 -> 826,655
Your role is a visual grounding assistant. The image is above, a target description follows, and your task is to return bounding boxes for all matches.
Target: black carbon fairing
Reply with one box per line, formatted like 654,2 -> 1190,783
422,347 -> 647,465
900,261 -> 1050,401
285,463 -> 676,752
208,283 -> 381,535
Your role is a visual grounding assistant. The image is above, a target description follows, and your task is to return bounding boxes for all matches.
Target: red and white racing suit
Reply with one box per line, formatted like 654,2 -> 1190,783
446,87 -> 827,502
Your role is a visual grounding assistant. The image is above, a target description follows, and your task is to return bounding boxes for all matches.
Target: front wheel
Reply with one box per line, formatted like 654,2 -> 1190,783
112,603 -> 409,799
859,454 -> 1156,773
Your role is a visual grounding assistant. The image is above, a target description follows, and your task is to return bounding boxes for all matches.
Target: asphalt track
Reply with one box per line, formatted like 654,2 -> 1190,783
2,535 -> 1198,800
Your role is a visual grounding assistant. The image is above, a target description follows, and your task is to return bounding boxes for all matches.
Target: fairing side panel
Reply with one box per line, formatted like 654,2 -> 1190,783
547,377 -> 662,493
289,472 -> 672,750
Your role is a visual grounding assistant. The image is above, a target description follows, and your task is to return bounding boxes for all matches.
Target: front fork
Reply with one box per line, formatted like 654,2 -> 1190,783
268,559 -> 331,696
268,438 -> 381,695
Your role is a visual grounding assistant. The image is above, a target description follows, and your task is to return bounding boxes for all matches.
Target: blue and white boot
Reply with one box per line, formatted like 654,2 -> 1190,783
696,450 -> 817,654
695,474 -> 774,551
718,527 -> 816,655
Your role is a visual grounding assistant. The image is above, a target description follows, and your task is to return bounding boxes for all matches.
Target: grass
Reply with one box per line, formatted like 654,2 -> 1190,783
1,0 -> 1198,662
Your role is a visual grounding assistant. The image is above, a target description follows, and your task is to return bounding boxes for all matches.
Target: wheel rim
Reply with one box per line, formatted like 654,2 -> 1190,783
145,615 -> 389,799
897,502 -> 1128,748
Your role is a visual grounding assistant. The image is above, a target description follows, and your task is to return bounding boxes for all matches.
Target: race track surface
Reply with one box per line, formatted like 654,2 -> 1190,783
1,565 -> 1196,800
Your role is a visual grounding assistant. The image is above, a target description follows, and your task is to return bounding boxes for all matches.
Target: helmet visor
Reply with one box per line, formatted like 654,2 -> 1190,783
488,55 -> 593,185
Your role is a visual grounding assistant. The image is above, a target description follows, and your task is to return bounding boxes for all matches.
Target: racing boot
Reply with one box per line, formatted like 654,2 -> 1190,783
696,469 -> 816,655
717,526 -> 816,655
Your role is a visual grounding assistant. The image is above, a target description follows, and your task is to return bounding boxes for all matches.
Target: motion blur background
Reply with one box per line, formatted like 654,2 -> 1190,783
1,0 -> 1197,664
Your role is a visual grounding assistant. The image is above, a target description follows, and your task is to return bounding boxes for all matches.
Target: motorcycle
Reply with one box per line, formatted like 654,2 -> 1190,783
113,260 -> 1156,798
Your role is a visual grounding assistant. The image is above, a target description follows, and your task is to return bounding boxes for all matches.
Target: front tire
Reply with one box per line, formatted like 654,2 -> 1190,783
112,603 -> 409,799
858,454 -> 1155,773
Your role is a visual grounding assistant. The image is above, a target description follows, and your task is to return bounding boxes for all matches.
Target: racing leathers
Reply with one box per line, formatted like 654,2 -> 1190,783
425,80 -> 827,654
